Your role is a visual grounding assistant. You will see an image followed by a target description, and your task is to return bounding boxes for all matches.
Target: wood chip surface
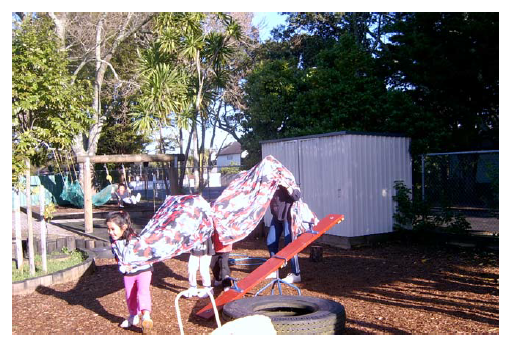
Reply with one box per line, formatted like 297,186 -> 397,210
12,235 -> 499,335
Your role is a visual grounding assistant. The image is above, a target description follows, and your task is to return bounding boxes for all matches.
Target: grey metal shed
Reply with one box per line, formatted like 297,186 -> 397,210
261,131 -> 412,246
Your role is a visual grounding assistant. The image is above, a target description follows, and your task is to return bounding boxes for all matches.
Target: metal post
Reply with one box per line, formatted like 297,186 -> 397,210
144,166 -> 148,200
153,172 -> 156,212
421,154 -> 425,202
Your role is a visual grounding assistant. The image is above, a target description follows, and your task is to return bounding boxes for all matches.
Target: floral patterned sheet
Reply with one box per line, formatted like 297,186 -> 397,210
122,155 -> 318,266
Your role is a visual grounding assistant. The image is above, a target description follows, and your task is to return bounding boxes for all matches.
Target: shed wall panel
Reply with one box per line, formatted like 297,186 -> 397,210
342,134 -> 412,237
298,138 -> 322,215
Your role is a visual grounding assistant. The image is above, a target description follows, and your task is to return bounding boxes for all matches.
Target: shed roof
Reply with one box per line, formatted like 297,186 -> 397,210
260,130 -> 409,144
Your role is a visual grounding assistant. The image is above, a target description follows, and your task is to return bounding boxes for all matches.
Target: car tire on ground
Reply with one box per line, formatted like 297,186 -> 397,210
222,295 -> 346,335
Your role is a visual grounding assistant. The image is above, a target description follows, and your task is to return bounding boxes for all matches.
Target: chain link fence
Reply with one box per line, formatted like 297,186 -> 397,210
421,150 -> 499,233
92,164 -> 243,203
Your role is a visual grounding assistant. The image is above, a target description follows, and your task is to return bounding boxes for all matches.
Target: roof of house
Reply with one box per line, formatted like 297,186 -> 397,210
218,141 -> 241,156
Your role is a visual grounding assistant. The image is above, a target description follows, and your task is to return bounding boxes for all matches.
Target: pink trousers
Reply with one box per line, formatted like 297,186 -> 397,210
123,270 -> 152,316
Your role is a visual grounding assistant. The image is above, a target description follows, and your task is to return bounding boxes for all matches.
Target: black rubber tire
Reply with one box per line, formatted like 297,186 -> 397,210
222,295 -> 346,335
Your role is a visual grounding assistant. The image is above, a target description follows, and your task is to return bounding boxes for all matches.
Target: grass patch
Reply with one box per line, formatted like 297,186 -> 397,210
12,248 -> 88,282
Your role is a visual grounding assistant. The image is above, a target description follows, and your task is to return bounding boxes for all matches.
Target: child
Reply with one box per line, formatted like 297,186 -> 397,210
183,236 -> 214,298
267,183 -> 302,283
210,229 -> 233,292
106,211 -> 153,334
115,183 -> 141,208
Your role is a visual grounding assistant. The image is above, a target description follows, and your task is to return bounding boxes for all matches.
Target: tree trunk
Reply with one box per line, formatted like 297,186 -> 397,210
178,128 -> 184,189
14,190 -> 23,270
192,49 -> 203,194
192,119 -> 200,194
180,126 -> 194,192
48,12 -> 67,48
71,15 -> 108,190
158,126 -> 171,195
39,185 -> 47,272
83,158 -> 94,233
25,159 -> 35,276
168,161 -> 180,195
199,117 -> 207,191
70,13 -> 136,160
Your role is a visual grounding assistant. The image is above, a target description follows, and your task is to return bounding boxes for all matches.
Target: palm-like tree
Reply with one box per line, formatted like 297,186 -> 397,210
135,12 -> 243,193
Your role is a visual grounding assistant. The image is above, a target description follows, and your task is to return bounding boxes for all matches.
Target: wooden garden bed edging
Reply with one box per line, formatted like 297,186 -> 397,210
12,248 -> 97,296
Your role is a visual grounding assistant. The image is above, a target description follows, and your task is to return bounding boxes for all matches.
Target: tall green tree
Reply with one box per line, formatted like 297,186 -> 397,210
12,14 -> 91,275
380,12 -> 499,153
130,41 -> 192,194
96,112 -> 151,156
276,13 -> 392,67
12,15 -> 91,182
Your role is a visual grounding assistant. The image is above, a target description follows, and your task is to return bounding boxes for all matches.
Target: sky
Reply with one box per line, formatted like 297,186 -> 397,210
252,12 -> 287,41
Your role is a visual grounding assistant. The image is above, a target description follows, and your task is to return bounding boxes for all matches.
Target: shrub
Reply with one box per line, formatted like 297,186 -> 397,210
392,180 -> 471,233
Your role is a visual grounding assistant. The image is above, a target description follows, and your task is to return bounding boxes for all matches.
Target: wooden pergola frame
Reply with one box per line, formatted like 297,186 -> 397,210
76,154 -> 185,233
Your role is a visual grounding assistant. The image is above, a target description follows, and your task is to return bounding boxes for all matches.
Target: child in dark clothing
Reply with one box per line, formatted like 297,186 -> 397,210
266,183 -> 302,283
210,229 -> 233,291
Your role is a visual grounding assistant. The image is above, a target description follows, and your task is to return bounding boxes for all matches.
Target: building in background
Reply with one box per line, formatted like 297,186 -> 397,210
216,141 -> 242,170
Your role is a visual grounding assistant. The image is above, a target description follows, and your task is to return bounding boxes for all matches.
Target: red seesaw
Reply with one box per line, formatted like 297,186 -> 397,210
195,214 -> 345,319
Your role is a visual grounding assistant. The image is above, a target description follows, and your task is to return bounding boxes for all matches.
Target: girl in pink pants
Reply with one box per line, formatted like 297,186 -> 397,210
106,211 -> 154,334
123,271 -> 152,318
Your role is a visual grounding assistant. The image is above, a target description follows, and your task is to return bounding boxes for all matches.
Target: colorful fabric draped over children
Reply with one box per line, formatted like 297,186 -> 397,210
212,155 -> 318,244
119,155 -> 318,267
123,194 -> 215,266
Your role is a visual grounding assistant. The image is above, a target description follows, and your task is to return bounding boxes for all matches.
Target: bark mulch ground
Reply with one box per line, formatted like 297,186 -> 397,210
12,234 -> 499,335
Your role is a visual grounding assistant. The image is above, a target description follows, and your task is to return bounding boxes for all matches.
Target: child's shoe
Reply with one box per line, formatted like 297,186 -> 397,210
213,279 -> 223,287
197,286 -> 213,298
141,311 -> 153,335
120,314 -> 139,328
265,270 -> 278,279
222,277 -> 232,292
183,286 -> 198,298
282,273 -> 301,284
